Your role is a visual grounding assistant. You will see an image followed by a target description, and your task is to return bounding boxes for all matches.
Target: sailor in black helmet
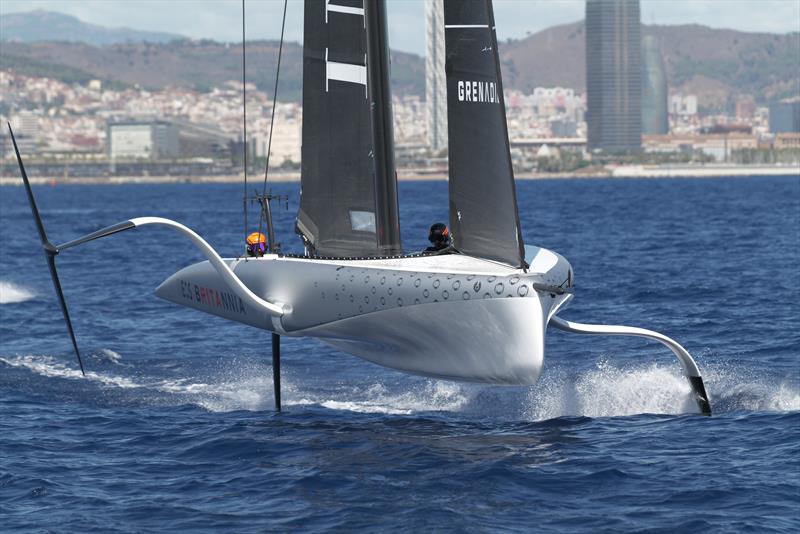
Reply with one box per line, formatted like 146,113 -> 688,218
425,223 -> 453,254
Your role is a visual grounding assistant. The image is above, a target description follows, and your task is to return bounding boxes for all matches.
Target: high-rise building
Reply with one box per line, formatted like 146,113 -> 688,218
426,0 -> 447,152
641,35 -> 668,135
769,98 -> 800,133
585,0 -> 642,152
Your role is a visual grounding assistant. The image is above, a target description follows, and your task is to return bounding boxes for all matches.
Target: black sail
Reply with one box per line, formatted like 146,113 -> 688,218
297,0 -> 401,257
443,0 -> 525,267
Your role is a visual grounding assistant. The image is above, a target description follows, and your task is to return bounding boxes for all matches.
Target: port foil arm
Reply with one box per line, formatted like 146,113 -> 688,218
550,315 -> 711,415
57,216 -> 288,317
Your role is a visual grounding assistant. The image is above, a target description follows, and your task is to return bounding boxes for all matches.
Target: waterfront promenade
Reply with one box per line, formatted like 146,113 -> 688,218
1,164 -> 797,186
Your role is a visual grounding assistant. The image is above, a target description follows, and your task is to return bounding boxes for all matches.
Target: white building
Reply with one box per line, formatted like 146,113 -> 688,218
251,119 -> 301,165
108,121 -> 179,160
670,94 -> 698,116
10,111 -> 41,154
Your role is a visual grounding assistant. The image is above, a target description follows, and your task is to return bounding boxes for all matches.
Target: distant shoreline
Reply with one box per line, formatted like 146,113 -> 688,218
0,165 -> 797,185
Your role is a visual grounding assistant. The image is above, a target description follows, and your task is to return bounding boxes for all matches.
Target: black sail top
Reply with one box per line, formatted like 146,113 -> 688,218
444,0 -> 525,267
297,0 -> 401,257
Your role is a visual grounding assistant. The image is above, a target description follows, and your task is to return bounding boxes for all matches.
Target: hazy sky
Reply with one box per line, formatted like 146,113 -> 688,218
2,0 -> 799,55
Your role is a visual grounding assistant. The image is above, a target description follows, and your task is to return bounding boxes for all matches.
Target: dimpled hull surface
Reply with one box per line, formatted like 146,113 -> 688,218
155,246 -> 573,384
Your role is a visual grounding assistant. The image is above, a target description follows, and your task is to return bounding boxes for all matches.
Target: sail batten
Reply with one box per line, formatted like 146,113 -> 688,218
444,0 -> 525,268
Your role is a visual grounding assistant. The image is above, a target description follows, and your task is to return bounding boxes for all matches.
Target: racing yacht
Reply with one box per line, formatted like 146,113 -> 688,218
10,0 -> 711,414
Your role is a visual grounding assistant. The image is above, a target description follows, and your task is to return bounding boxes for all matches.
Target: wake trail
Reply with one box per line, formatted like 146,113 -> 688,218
1,354 -> 797,419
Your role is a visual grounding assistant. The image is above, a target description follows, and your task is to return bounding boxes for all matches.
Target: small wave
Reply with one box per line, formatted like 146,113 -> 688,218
0,281 -> 35,304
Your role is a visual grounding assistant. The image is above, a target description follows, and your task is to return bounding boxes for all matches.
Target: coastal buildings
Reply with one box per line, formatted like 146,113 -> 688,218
425,0 -> 447,153
1,69 -> 795,177
585,0 -> 642,152
108,121 -> 179,160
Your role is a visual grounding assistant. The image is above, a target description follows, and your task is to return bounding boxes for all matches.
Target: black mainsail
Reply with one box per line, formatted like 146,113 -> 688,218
443,0 -> 525,267
296,0 -> 401,257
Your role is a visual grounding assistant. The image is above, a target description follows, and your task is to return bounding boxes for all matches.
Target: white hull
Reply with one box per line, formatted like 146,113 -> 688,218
305,295 -> 569,384
155,246 -> 573,384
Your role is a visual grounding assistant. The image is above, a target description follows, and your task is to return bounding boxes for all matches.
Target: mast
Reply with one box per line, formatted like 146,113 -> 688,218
365,0 -> 401,256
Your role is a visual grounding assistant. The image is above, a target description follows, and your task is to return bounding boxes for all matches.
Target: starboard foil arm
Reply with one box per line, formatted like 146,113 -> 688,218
549,315 -> 711,415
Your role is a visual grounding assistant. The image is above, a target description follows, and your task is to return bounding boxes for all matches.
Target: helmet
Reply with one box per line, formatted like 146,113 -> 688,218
428,223 -> 451,246
246,232 -> 267,256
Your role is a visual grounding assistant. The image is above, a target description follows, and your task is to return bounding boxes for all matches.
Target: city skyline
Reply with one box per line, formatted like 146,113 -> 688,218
2,0 -> 799,56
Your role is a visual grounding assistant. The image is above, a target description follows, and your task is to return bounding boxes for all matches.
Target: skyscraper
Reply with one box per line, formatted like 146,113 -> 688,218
585,0 -> 642,152
426,0 -> 447,153
769,98 -> 800,133
641,35 -> 668,135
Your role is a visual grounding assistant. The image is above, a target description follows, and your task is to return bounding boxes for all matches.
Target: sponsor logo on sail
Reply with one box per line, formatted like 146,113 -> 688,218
457,80 -> 499,104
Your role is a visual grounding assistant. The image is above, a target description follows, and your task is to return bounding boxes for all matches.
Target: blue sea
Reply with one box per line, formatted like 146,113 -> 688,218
1,176 -> 798,532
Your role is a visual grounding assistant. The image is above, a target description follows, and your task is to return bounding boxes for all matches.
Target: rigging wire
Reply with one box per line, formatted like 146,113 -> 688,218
256,0 -> 289,244
241,0 -> 248,246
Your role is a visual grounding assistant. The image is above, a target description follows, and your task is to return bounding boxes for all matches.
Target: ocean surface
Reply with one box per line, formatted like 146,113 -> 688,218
1,177 -> 798,532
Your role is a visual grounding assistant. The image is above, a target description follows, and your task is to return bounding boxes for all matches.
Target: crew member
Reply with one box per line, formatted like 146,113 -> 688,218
246,232 -> 267,257
425,223 -> 452,253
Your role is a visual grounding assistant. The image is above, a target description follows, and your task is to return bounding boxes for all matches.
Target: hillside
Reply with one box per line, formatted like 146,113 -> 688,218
2,17 -> 797,110
1,10 -> 183,45
0,39 -> 424,102
500,21 -> 800,110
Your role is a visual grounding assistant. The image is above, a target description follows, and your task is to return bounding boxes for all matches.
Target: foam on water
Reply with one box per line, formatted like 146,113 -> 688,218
3,353 -> 797,419
525,360 -> 699,420
95,348 -> 123,364
0,354 -> 274,411
0,280 -> 35,304
156,365 -> 277,412
296,381 -> 471,415
705,363 -> 800,413
525,359 -> 800,420
0,355 -> 140,389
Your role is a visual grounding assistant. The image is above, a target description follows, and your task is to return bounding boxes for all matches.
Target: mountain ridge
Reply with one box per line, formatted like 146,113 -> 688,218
499,21 -> 799,110
2,10 -> 797,111
1,9 -> 184,45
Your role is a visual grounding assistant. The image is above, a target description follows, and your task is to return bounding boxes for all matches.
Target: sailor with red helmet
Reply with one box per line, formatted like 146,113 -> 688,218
425,223 -> 453,254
